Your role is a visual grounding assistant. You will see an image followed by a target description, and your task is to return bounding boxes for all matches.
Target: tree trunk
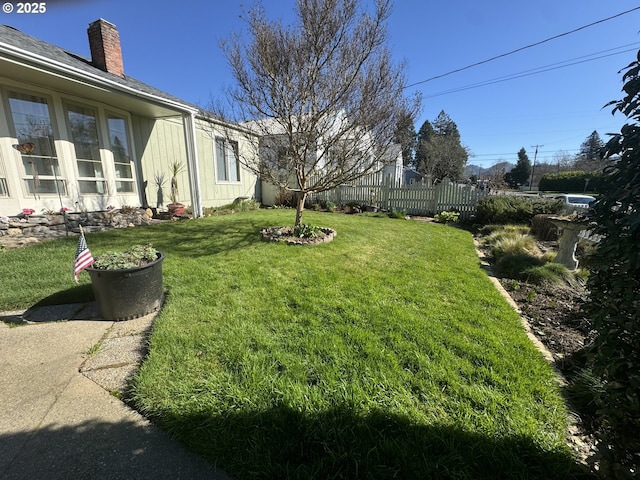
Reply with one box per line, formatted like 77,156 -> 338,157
294,192 -> 307,227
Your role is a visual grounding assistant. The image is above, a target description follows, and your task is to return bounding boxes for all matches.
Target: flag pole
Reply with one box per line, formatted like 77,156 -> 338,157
73,223 -> 95,283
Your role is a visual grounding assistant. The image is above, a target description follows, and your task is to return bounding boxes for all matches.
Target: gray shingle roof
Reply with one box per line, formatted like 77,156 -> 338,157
0,24 -> 196,111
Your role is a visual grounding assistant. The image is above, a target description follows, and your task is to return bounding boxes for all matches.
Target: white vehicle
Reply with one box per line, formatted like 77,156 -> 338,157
553,194 -> 596,209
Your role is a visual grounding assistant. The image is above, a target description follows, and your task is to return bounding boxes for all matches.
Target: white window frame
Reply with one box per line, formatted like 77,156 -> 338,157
64,102 -> 107,195
0,150 -> 8,197
215,137 -> 240,183
106,113 -> 136,194
6,89 -> 67,197
0,178 -> 7,196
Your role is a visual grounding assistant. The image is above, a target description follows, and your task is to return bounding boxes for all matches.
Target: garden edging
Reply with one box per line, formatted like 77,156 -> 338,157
474,239 -> 593,469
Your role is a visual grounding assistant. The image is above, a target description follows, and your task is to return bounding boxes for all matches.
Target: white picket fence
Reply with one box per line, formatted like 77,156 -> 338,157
308,175 -> 489,220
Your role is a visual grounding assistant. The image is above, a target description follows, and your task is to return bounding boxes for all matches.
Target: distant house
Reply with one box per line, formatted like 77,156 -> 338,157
0,19 -> 259,217
381,144 -> 403,185
403,167 -> 424,185
245,114 -> 403,205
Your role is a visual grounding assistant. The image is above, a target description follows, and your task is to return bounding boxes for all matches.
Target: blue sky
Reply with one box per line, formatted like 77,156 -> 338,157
3,0 -> 639,167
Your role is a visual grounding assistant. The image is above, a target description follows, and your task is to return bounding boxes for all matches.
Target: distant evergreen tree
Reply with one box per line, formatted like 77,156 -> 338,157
432,110 -> 459,137
504,147 -> 532,188
579,130 -> 604,160
414,119 -> 435,175
414,111 -> 467,181
393,110 -> 417,167
575,130 -> 605,171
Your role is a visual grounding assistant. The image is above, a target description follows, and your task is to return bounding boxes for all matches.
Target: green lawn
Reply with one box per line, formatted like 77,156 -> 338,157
0,210 -> 590,478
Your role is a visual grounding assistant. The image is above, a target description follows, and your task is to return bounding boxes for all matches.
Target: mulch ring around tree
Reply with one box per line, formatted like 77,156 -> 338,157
260,226 -> 337,245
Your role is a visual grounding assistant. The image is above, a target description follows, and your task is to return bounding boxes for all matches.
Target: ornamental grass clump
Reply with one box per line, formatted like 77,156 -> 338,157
523,263 -> 580,289
92,244 -> 159,270
484,227 -> 541,263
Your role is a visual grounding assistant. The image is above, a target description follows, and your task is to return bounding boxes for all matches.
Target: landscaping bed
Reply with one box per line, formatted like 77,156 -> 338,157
501,278 -> 590,367
475,228 -> 597,470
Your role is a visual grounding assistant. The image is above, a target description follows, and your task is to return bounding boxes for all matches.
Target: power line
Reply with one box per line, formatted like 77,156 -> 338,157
422,44 -> 640,99
473,148 -> 580,157
403,6 -> 640,90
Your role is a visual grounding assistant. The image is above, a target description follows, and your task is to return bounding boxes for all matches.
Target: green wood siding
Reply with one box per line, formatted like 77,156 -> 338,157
131,115 -> 259,210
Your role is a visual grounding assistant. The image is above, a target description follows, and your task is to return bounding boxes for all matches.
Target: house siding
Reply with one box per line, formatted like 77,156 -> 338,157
195,124 -> 258,207
132,115 -> 189,209
131,115 -> 259,211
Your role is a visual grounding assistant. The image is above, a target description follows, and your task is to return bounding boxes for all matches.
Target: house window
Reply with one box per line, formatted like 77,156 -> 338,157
66,104 -> 106,194
7,92 -> 67,196
107,116 -> 135,193
0,154 -> 7,197
215,138 -> 240,182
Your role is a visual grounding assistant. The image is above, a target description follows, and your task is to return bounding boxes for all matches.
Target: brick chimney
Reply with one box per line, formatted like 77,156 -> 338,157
87,19 -> 124,76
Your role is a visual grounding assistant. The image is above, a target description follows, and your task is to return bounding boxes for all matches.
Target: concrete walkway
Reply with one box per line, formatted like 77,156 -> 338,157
0,303 -> 230,480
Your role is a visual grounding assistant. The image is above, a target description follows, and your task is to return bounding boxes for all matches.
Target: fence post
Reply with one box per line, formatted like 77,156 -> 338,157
382,175 -> 390,211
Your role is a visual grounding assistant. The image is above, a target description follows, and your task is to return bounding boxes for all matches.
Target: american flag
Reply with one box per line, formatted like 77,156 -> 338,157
74,230 -> 95,283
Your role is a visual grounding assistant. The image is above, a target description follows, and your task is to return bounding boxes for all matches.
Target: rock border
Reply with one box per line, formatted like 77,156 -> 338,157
260,226 -> 336,245
0,209 -> 172,250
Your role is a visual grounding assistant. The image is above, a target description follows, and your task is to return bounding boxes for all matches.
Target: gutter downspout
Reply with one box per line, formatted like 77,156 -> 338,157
183,112 -> 202,218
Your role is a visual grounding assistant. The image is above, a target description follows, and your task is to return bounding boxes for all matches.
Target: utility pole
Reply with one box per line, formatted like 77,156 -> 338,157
528,145 -> 543,190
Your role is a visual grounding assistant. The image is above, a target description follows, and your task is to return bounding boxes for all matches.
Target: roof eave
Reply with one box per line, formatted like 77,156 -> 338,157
0,40 -> 198,116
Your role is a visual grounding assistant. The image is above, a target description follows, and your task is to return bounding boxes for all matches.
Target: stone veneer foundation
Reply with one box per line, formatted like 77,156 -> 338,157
0,209 -> 165,250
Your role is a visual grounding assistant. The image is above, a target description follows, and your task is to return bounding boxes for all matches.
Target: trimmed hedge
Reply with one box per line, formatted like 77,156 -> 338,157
538,170 -> 605,193
475,196 -> 563,225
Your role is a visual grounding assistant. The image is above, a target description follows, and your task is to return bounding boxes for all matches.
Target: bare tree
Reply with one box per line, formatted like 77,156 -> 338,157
214,0 -> 420,226
552,150 -> 575,172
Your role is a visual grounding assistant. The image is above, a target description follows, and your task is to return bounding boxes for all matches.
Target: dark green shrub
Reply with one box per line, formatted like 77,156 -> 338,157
538,170 -> 605,193
582,52 -> 640,477
475,196 -> 563,225
275,189 -> 297,207
493,253 -> 543,279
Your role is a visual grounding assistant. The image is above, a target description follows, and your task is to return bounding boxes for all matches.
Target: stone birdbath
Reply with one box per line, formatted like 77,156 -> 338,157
548,216 -> 591,270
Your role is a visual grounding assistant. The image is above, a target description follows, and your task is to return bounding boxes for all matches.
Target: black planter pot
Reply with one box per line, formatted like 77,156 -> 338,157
87,252 -> 165,321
